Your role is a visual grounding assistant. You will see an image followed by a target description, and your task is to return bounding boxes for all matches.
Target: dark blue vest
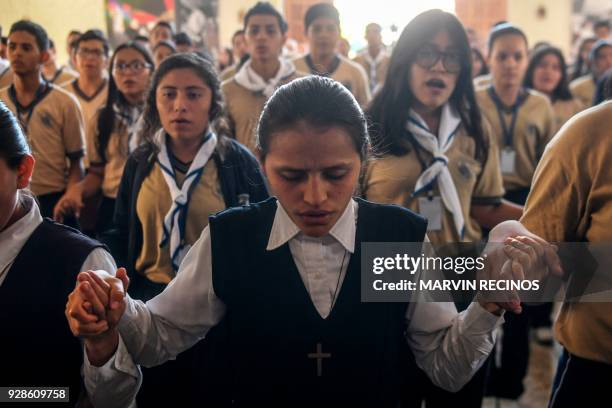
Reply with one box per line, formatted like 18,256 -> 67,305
209,197 -> 427,406
0,219 -> 104,405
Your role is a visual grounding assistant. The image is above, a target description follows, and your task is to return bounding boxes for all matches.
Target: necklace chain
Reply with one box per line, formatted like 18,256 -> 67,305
330,250 -> 348,311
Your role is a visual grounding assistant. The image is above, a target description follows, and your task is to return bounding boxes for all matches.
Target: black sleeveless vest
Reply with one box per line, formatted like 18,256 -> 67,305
0,219 -> 104,405
209,197 -> 427,406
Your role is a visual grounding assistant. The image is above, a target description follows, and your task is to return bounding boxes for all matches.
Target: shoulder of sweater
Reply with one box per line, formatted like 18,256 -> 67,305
569,74 -> 593,88
48,83 -> 81,107
525,88 -> 552,106
339,55 -> 367,72
218,137 -> 258,164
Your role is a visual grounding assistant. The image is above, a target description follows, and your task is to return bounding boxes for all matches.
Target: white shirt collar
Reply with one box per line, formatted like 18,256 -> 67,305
0,196 -> 43,278
266,199 -> 357,253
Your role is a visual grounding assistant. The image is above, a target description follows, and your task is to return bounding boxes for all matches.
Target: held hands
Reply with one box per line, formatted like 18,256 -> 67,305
65,268 -> 129,366
478,221 -> 563,315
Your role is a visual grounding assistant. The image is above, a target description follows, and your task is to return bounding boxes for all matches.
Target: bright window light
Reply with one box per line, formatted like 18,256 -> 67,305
335,0 -> 455,54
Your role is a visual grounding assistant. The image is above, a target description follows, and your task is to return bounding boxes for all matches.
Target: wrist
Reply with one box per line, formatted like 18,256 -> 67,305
478,298 -> 504,316
85,328 -> 119,367
66,181 -> 83,195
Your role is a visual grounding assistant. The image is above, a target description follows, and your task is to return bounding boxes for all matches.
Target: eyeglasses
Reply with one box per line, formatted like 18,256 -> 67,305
415,45 -> 462,74
113,60 -> 152,73
77,48 -> 105,58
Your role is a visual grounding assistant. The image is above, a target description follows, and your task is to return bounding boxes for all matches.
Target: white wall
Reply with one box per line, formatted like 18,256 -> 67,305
508,0 -> 572,56
0,0 -> 106,66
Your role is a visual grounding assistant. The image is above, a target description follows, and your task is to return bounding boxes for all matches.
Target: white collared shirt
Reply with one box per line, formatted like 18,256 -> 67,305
83,199 -> 504,408
0,197 -> 116,287
268,199 -> 356,318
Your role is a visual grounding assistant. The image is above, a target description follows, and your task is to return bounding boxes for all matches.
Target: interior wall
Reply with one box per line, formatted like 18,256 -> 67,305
0,0 -> 574,60
0,0 -> 106,66
507,0 -> 572,57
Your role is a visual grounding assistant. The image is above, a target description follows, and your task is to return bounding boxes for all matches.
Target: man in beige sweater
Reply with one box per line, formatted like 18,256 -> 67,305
353,23 -> 389,94
221,2 -> 302,153
292,3 -> 370,107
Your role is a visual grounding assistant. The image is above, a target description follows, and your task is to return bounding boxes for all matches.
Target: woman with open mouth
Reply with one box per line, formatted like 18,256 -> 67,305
363,9 -> 523,407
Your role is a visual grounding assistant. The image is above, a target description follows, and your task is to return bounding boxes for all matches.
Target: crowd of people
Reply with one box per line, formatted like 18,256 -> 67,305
1,2 -> 610,407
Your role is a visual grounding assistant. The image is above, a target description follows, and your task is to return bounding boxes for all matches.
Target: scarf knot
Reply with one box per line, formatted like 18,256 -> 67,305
406,104 -> 464,238
156,129 -> 218,270
234,58 -> 296,98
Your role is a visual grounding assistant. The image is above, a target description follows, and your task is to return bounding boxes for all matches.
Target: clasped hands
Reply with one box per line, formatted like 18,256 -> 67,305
477,220 -> 563,315
65,267 -> 129,366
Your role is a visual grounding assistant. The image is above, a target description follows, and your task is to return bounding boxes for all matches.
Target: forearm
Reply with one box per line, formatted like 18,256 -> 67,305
86,329 -> 119,367
115,294 -> 209,368
471,200 -> 523,229
83,334 -> 141,408
81,171 -> 104,199
66,158 -> 85,188
407,302 -> 503,392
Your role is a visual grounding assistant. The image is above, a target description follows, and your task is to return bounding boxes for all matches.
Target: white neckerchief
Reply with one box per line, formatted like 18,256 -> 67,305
113,101 -> 144,153
0,196 -> 42,287
407,103 -> 464,238
234,58 -> 296,98
157,129 -> 218,271
361,47 -> 386,90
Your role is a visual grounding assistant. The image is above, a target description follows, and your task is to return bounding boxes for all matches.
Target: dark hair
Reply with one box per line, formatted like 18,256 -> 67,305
173,32 -> 192,47
76,29 -> 110,56
219,47 -> 234,71
589,39 -> 612,61
365,23 -> 382,33
487,23 -> 528,53
68,30 -> 81,37
593,69 -> 612,105
9,20 -> 49,52
1,37 -> 7,46
152,21 -> 174,35
153,40 -> 177,53
603,70 -> 612,101
48,39 -> 55,49
531,41 -> 551,54
304,3 -> 340,32
96,41 -> 154,162
69,40 -> 80,52
134,35 -> 149,43
594,19 -> 610,30
367,9 -> 486,160
257,76 -> 368,162
524,46 -> 573,102
471,47 -> 488,77
571,37 -> 597,80
140,53 -> 230,153
0,101 -> 30,169
232,29 -> 245,42
244,2 -> 288,34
